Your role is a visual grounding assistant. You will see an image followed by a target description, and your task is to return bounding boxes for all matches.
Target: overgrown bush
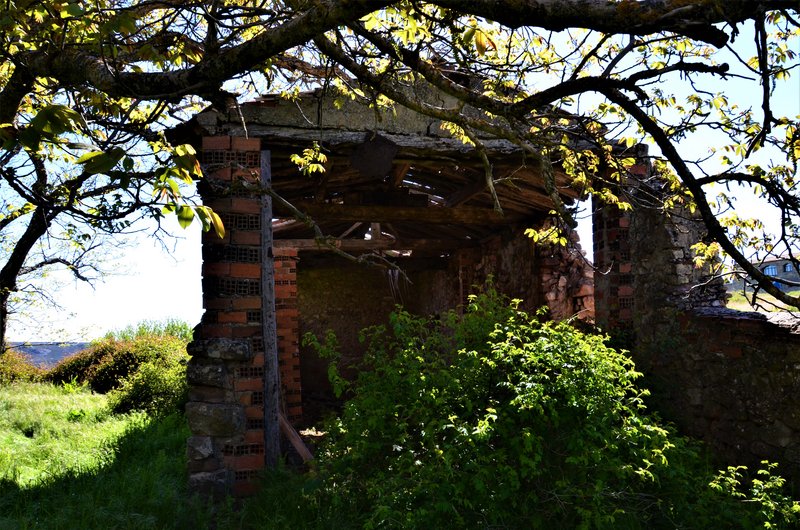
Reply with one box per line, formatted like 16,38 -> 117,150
306,289 -> 800,529
46,333 -> 188,394
0,349 -> 44,384
107,358 -> 188,416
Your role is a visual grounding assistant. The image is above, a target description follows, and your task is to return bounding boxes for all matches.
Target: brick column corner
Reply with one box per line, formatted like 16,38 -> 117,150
186,135 -> 267,498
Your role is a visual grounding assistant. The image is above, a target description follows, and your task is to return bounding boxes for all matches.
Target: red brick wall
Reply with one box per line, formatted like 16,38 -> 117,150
186,136 -> 301,497
274,247 -> 301,423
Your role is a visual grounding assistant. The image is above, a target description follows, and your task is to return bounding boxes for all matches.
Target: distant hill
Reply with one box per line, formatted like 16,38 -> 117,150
11,342 -> 90,367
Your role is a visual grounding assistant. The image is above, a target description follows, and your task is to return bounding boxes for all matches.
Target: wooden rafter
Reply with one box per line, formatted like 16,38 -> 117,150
274,237 -> 478,252
274,201 -> 524,225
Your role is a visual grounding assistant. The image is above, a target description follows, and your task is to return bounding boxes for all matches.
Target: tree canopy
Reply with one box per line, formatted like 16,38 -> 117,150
1,0 -> 799,344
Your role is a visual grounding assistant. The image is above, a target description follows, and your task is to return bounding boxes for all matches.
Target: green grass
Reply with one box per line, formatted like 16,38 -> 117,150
0,384 -> 212,530
0,321 -> 214,529
0,380 -> 345,530
0,381 -> 131,486
726,289 -> 800,312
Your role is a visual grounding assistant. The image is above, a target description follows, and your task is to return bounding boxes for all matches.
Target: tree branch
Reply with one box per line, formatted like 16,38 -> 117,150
21,0 -> 394,99
601,87 -> 800,308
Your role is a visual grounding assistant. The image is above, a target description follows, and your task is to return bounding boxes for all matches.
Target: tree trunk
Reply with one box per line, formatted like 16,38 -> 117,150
0,290 -> 9,354
0,207 -> 53,352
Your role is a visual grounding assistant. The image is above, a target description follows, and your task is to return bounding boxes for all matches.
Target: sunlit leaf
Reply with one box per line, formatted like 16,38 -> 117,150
176,205 -> 195,229
79,148 -> 125,175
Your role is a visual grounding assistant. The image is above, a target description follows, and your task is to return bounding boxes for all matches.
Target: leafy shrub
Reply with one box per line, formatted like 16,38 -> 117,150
46,334 -> 188,394
104,319 -> 193,343
107,358 -> 188,416
44,347 -> 98,387
0,349 -> 44,384
307,289 -> 800,529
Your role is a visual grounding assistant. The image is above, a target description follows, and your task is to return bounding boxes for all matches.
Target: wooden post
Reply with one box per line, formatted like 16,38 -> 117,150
261,149 -> 281,468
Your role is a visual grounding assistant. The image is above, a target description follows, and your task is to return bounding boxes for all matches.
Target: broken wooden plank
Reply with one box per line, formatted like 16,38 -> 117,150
279,413 -> 314,463
391,162 -> 412,187
445,179 -> 488,207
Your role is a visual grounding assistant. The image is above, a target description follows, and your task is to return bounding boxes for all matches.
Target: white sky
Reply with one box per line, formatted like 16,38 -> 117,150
9,220 -> 203,342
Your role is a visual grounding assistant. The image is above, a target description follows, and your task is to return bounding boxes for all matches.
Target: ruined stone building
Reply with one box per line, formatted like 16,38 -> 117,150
177,89 -> 800,497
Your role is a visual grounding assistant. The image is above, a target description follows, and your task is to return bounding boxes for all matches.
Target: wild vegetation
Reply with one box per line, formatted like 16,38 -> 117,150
44,320 -> 190,415
0,321 -> 203,529
4,309 -> 798,528
300,290 -> 800,528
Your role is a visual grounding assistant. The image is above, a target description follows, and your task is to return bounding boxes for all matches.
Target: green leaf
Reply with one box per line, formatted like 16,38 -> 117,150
30,105 -> 86,135
475,31 -> 495,56
463,28 -> 476,44
176,205 -> 195,229
79,148 -> 125,175
195,206 -> 226,238
360,13 -> 380,31
208,208 -> 225,239
65,3 -> 84,17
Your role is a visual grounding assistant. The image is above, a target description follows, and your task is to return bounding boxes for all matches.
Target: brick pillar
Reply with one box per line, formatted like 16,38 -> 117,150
186,136 -> 305,498
592,177 -> 636,332
594,158 -> 729,362
274,248 -> 302,423
186,136 -> 266,497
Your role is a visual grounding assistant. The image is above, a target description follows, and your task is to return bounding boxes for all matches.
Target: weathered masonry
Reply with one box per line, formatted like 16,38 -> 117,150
180,89 -> 800,497
180,91 -> 594,496
593,172 -> 800,487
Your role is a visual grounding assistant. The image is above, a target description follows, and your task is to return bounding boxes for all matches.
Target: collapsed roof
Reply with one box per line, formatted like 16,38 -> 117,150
185,87 -> 581,255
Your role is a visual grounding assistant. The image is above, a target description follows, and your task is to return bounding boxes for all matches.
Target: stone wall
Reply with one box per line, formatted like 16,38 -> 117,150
537,231 -> 594,321
455,228 -> 593,320
297,258 -> 422,424
594,173 -> 800,481
666,309 -> 800,477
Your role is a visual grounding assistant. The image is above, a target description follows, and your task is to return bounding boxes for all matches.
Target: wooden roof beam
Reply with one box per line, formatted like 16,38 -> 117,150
444,180 -> 487,207
274,201 -> 524,225
274,237 -> 478,252
390,163 -> 411,187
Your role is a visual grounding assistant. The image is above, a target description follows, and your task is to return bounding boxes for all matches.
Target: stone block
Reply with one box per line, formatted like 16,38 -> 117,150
764,420 -> 794,448
783,444 -> 800,464
218,311 -> 248,324
187,359 -> 228,387
202,136 -> 231,150
186,402 -> 246,436
187,458 -> 225,474
231,137 -> 261,152
687,388 -> 702,406
188,469 -> 230,498
233,481 -> 260,497
234,378 -> 264,392
187,436 -> 215,460
230,263 -> 262,278
230,198 -> 261,214
232,297 -> 262,310
232,231 -> 261,245
188,385 -> 228,403
189,338 -> 253,361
